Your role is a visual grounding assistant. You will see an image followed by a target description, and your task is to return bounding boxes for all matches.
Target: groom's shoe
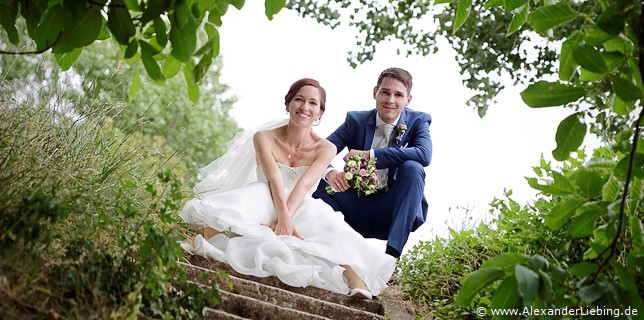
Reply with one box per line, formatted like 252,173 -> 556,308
385,245 -> 401,259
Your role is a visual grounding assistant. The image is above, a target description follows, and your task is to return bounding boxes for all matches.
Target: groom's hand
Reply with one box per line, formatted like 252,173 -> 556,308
343,149 -> 370,162
325,170 -> 350,192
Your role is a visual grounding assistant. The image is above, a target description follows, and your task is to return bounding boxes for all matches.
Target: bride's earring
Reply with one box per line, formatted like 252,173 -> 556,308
313,118 -> 321,126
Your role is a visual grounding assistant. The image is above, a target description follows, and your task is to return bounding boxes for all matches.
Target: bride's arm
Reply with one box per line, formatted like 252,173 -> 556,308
285,141 -> 336,215
253,131 -> 290,223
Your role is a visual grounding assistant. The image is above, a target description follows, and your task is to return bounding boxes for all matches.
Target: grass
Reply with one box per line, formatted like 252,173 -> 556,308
0,86 -> 220,319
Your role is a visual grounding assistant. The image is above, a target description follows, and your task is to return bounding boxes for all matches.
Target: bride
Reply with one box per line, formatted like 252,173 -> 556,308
179,78 -> 395,299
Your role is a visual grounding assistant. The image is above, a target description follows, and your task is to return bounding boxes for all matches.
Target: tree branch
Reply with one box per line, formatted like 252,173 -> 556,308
0,32 -> 61,55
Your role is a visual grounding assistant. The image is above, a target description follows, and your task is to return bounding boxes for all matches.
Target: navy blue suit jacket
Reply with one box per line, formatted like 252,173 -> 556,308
325,107 -> 432,230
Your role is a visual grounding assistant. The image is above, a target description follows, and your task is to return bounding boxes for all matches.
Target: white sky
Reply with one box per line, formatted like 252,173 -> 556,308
216,3 -> 589,253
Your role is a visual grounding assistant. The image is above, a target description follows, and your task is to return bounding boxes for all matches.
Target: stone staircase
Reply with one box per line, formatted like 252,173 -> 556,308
179,253 -> 414,319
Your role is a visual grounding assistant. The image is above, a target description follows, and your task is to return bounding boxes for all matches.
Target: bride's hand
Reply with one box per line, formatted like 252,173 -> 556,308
264,219 -> 303,239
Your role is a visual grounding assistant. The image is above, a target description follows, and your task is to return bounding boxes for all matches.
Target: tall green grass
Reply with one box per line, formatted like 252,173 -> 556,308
0,86 -> 220,318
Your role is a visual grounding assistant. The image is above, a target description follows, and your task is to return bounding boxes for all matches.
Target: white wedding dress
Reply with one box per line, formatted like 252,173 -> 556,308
180,162 -> 395,295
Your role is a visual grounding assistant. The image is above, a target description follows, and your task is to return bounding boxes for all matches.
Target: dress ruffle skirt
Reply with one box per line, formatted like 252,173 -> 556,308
179,181 -> 396,296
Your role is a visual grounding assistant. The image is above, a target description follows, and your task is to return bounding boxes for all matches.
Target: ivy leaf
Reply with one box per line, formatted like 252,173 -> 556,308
265,0 -> 286,21
553,113 -> 586,161
452,0 -> 472,34
572,43 -> 608,74
545,197 -> 585,230
54,47 -> 83,71
521,81 -> 585,107
455,267 -> 504,307
506,4 -> 529,37
529,2 -> 578,33
612,76 -> 643,102
515,265 -> 539,306
107,0 -> 136,45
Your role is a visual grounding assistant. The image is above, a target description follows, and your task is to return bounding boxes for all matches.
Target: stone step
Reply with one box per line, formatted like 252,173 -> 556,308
180,262 -> 384,320
182,253 -> 383,315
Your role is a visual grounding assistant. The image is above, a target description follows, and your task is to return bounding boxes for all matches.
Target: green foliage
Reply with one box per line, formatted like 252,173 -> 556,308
0,0 -> 288,101
0,60 -> 224,319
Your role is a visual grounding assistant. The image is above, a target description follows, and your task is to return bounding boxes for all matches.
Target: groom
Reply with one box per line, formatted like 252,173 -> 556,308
313,67 -> 432,258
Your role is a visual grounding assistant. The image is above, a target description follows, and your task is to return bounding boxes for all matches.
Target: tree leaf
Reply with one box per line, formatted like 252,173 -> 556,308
615,152 -> 644,180
529,2 -> 577,33
504,0 -> 527,12
54,47 -> 83,71
491,276 -> 520,315
183,61 -> 200,103
597,3 -> 624,36
559,36 -> 578,81
515,265 -> 539,306
229,0 -> 245,10
552,113 -> 586,161
583,24 -> 613,46
452,0 -> 472,34
520,81 -> 585,107
435,0 -> 455,4
569,208 -> 602,238
265,0 -> 286,21
545,197 -> 585,230
0,1 -> 19,44
107,0 -> 136,45
579,282 -> 610,303
629,213 -> 644,250
162,54 -> 182,79
169,12 -> 198,62
506,4 -> 529,37
569,262 -> 598,277
53,4 -> 103,53
154,17 -> 168,48
124,39 -> 139,59
139,40 -> 164,82
483,0 -> 503,8
575,169 -> 605,199
129,71 -> 141,102
454,267 -> 504,307
482,253 -> 530,269
602,175 -> 620,202
572,43 -> 608,74
34,4 -> 65,51
612,76 -> 643,102
141,0 -> 171,26
613,262 -> 638,293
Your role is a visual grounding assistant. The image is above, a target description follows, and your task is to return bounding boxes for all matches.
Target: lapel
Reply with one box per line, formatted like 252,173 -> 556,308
391,108 -> 409,147
362,110 -> 378,150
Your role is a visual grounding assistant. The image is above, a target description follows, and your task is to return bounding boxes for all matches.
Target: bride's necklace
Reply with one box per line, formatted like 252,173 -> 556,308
287,142 -> 302,159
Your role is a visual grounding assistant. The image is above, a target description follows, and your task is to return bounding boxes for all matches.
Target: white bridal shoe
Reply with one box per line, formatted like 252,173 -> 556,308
349,288 -> 373,300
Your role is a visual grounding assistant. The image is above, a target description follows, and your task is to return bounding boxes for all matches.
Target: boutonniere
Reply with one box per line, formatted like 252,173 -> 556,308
395,122 -> 407,144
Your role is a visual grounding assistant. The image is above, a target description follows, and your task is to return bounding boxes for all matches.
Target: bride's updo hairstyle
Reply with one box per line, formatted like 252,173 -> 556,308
284,78 -> 327,112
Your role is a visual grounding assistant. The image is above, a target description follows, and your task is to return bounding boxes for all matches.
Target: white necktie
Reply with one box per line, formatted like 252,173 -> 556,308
372,124 -> 394,189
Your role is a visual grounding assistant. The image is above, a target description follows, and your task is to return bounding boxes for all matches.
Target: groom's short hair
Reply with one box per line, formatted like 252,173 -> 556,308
377,67 -> 413,95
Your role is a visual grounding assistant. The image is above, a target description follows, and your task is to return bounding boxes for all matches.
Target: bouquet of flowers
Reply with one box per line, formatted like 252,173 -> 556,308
326,154 -> 381,197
